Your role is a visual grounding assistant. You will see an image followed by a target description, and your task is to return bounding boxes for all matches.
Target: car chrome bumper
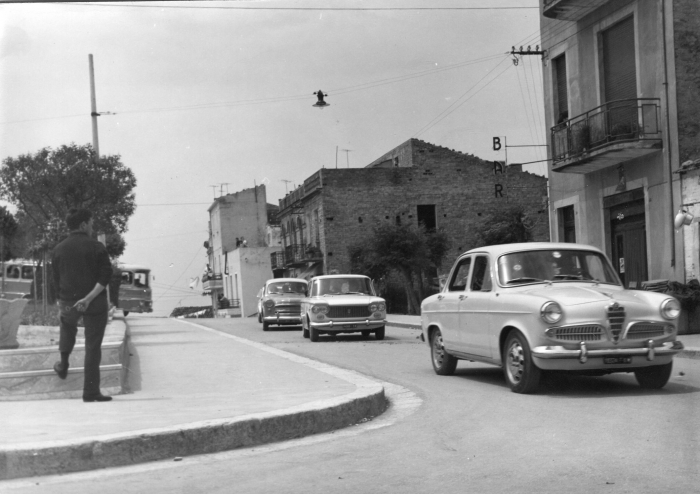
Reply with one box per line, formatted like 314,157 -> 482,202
263,315 -> 303,324
309,319 -> 386,329
533,340 -> 684,363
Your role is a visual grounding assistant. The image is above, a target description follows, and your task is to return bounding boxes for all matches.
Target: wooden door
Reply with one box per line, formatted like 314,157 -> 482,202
610,198 -> 647,288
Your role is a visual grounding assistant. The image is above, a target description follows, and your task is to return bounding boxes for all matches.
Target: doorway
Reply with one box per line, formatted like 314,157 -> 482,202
608,191 -> 647,288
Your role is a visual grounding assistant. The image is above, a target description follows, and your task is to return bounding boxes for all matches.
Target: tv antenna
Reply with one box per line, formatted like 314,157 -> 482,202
219,183 -> 230,196
281,179 -> 292,194
340,149 -> 352,168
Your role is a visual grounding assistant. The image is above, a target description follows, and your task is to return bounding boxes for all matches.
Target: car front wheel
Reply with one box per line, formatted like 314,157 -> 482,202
262,321 -> 270,331
430,328 -> 457,375
635,362 -> 673,389
503,331 -> 541,394
375,326 -> 385,340
310,326 -> 319,342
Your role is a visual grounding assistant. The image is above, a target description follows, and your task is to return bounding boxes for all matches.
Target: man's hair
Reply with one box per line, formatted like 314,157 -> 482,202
66,208 -> 92,230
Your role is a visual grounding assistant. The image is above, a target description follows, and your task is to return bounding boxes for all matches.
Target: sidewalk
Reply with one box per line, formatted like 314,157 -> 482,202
0,317 -> 386,480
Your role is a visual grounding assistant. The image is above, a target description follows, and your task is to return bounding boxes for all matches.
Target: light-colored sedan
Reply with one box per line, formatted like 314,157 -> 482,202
421,242 -> 685,394
257,278 -> 308,331
301,274 -> 386,342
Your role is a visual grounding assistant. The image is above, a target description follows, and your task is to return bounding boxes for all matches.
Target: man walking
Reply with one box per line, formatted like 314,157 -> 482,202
52,208 -> 114,402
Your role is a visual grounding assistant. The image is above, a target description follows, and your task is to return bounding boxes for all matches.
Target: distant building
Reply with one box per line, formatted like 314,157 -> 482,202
204,184 -> 281,317
275,138 -> 549,280
541,0 -> 699,287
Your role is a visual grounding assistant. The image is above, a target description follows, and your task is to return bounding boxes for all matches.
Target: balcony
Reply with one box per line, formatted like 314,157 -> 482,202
551,98 -> 662,174
270,251 -> 285,270
543,0 -> 610,21
283,244 -> 323,268
202,274 -> 223,292
279,170 -> 324,212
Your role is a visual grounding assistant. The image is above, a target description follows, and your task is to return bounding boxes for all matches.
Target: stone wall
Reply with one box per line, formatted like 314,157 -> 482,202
317,162 -> 549,275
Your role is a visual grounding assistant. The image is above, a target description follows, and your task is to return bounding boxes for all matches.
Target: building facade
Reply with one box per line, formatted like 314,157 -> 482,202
204,184 -> 281,315
275,139 -> 549,280
541,0 -> 699,287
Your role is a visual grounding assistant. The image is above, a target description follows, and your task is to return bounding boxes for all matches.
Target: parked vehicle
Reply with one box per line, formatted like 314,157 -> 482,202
301,274 -> 386,342
257,278 -> 308,331
0,260 -> 36,300
118,263 -> 153,316
421,242 -> 684,394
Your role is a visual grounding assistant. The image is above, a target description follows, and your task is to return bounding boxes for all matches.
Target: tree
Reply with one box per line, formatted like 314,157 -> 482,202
0,143 -> 137,255
473,205 -> 534,247
0,206 -> 19,261
349,223 -> 450,315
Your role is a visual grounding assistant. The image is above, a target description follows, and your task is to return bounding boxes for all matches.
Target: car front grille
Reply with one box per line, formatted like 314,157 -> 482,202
548,325 -> 605,341
607,304 -> 626,342
275,304 -> 301,315
625,323 -> 666,339
328,305 -> 369,318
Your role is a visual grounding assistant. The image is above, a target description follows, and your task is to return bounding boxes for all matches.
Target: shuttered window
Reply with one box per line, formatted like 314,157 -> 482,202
553,54 -> 568,123
602,16 -> 637,103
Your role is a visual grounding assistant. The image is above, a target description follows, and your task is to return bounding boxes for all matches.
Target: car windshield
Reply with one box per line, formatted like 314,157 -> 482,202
267,281 -> 307,294
314,278 -> 372,296
498,249 -> 619,286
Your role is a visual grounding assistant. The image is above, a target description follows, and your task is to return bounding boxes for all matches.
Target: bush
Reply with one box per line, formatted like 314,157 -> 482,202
20,300 -> 60,326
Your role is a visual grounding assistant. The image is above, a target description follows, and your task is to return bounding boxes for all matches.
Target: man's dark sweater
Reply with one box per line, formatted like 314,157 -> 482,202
52,231 -> 113,302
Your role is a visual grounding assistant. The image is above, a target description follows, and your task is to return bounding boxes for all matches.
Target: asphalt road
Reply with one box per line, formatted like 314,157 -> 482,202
6,316 -> 700,493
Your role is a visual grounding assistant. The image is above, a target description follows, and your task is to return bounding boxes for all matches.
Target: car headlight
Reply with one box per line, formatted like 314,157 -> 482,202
311,304 -> 329,314
369,303 -> 386,312
540,301 -> 563,324
660,298 -> 681,320
264,299 -> 275,309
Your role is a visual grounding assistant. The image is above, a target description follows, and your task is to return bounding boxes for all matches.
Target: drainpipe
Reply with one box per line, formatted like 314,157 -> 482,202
661,0 -> 675,268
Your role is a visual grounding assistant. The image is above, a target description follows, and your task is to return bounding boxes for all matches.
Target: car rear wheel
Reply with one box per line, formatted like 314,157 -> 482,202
310,326 -> 319,342
375,326 -> 385,340
503,331 -> 541,394
430,328 -> 457,375
635,362 -> 673,389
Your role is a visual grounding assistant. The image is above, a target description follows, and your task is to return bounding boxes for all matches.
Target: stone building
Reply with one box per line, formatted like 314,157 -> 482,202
541,0 -> 699,287
274,139 -> 549,280
204,184 -> 281,316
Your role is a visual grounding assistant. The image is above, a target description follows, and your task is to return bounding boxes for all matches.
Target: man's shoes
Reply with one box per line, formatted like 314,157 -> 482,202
82,394 -> 113,402
53,361 -> 68,379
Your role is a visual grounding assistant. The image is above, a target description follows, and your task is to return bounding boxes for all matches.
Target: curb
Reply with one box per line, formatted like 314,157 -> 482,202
0,320 -> 386,480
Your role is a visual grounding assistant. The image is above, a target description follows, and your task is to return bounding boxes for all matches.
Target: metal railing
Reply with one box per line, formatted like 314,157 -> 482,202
270,251 -> 285,270
551,98 -> 661,164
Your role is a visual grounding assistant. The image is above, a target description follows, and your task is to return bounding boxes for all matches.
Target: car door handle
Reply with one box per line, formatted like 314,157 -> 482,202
459,294 -> 467,300
437,295 -> 444,300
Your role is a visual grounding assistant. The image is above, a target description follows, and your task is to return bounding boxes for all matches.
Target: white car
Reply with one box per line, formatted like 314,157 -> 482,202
421,242 -> 684,393
301,275 -> 386,342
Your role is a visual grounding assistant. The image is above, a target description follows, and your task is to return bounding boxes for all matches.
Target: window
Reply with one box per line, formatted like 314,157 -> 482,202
557,205 -> 576,243
448,257 -> 472,291
5,265 -> 20,279
22,266 -> 35,280
470,256 -> 491,292
417,204 -> 437,231
601,16 -> 637,134
553,54 -> 568,123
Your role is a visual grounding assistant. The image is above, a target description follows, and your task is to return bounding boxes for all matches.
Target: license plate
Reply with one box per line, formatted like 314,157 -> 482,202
604,356 -> 632,364
343,324 -> 358,329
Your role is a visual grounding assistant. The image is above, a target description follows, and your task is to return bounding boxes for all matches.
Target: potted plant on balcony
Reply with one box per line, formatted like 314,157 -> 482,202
610,121 -> 639,141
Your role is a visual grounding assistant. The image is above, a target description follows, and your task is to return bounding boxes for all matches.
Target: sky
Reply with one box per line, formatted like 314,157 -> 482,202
0,0 -> 548,317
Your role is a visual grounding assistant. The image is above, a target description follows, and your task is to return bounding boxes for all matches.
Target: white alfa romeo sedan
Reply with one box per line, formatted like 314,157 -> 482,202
421,243 -> 685,394
301,274 -> 386,342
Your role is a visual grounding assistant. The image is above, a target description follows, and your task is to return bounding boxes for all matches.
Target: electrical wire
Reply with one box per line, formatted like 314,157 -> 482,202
153,244 -> 203,304
63,3 -> 540,11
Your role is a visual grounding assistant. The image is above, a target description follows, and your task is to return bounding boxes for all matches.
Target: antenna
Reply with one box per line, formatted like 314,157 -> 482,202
281,179 -> 292,194
340,149 -> 352,168
219,183 -> 230,196
210,185 -> 218,198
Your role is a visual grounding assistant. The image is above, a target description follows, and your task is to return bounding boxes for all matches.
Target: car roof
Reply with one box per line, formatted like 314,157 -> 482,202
310,274 -> 369,281
460,242 -> 605,258
265,278 -> 308,285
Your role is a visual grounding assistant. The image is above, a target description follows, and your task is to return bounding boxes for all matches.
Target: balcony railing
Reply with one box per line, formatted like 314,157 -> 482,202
280,244 -> 323,268
270,251 -> 285,270
543,0 -> 610,21
202,274 -> 223,291
279,170 -> 324,212
551,98 -> 662,173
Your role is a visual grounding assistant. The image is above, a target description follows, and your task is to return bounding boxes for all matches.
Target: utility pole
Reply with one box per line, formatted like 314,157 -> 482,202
89,54 -> 100,164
